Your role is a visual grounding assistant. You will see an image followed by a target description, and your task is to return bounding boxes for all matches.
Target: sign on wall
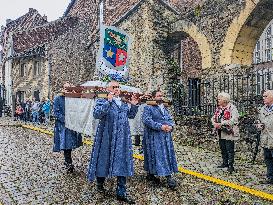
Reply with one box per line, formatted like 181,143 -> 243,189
96,26 -> 131,79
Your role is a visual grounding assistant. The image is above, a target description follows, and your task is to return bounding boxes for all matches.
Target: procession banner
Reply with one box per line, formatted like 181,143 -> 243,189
96,25 -> 131,78
65,81 -> 143,137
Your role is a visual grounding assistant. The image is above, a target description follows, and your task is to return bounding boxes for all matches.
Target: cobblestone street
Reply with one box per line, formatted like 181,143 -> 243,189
0,118 -> 272,204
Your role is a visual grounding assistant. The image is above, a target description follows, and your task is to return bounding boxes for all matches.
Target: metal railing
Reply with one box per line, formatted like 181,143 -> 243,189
170,67 -> 273,117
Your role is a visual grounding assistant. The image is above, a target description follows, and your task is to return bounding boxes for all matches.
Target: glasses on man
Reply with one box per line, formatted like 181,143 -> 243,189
112,86 -> 120,89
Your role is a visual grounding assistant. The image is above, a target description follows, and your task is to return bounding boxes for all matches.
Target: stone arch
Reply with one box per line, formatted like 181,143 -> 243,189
171,19 -> 212,69
220,0 -> 273,66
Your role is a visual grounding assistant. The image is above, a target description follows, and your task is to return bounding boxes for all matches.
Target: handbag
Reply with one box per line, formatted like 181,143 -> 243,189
221,125 -> 233,135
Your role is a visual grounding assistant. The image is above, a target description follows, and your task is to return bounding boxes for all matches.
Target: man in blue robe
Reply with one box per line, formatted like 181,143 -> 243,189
142,90 -> 178,189
87,81 -> 138,204
53,82 -> 83,173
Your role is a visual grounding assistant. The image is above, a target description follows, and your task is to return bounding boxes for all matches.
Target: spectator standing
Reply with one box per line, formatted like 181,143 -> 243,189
31,99 -> 40,124
42,98 -> 51,125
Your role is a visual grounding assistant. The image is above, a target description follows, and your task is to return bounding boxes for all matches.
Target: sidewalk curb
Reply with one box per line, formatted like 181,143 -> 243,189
18,124 -> 273,202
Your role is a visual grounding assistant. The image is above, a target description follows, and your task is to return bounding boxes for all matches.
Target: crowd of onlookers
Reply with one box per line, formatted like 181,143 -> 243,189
14,98 -> 52,125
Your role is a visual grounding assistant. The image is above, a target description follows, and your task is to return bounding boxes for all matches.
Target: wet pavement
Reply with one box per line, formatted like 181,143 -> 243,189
0,117 -> 272,204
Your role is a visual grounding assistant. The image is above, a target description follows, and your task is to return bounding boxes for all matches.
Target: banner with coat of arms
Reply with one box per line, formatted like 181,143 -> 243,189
96,26 -> 131,79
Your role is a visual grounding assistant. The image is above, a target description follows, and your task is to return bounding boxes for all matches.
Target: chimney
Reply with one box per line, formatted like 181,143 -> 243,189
6,19 -> 12,25
29,8 -> 35,13
43,15 -> 47,22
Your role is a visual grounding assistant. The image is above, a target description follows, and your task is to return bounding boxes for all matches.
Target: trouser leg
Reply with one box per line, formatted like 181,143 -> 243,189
134,135 -> 140,146
45,113 -> 50,124
24,113 -> 27,121
63,149 -> 72,164
219,139 -> 228,165
166,175 -> 177,189
116,176 -> 126,197
226,140 -> 235,167
264,148 -> 273,181
27,112 -> 30,121
32,112 -> 36,123
37,113 -> 40,124
28,112 -> 31,122
97,177 -> 106,186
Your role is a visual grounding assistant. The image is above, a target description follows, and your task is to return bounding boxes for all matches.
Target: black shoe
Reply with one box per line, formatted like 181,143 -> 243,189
227,166 -> 235,174
217,164 -> 228,168
146,174 -> 160,184
167,176 -> 177,190
259,179 -> 273,184
64,162 -> 74,173
117,195 -> 135,204
97,184 -> 106,193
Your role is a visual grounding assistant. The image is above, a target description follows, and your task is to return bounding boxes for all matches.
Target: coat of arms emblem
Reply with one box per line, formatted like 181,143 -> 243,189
97,26 -> 131,79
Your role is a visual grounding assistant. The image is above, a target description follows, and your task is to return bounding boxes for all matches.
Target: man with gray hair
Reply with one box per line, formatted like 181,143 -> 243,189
257,90 -> 273,184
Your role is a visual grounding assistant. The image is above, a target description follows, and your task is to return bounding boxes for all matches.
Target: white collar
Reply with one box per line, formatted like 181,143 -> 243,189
113,97 -> 122,107
158,103 -> 164,108
158,103 -> 165,113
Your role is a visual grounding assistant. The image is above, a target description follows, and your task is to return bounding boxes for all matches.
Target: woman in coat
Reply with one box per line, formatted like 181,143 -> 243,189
211,92 -> 239,173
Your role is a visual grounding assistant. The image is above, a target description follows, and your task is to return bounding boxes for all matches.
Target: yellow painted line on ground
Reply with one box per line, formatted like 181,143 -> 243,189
83,138 -> 93,145
21,124 -> 93,145
19,124 -> 273,201
177,167 -> 273,201
133,154 -> 144,160
21,124 -> 54,136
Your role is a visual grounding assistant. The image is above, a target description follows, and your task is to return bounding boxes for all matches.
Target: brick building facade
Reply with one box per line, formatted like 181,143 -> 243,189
0,8 -> 48,105
1,0 -> 273,148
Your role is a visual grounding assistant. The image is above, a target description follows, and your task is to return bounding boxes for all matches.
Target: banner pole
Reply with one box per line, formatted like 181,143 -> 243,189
99,0 -> 104,29
98,0 -> 104,81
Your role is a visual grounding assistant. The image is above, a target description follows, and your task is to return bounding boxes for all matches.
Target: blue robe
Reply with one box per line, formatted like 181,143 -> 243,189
87,99 -> 138,181
142,105 -> 178,176
53,95 -> 83,152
